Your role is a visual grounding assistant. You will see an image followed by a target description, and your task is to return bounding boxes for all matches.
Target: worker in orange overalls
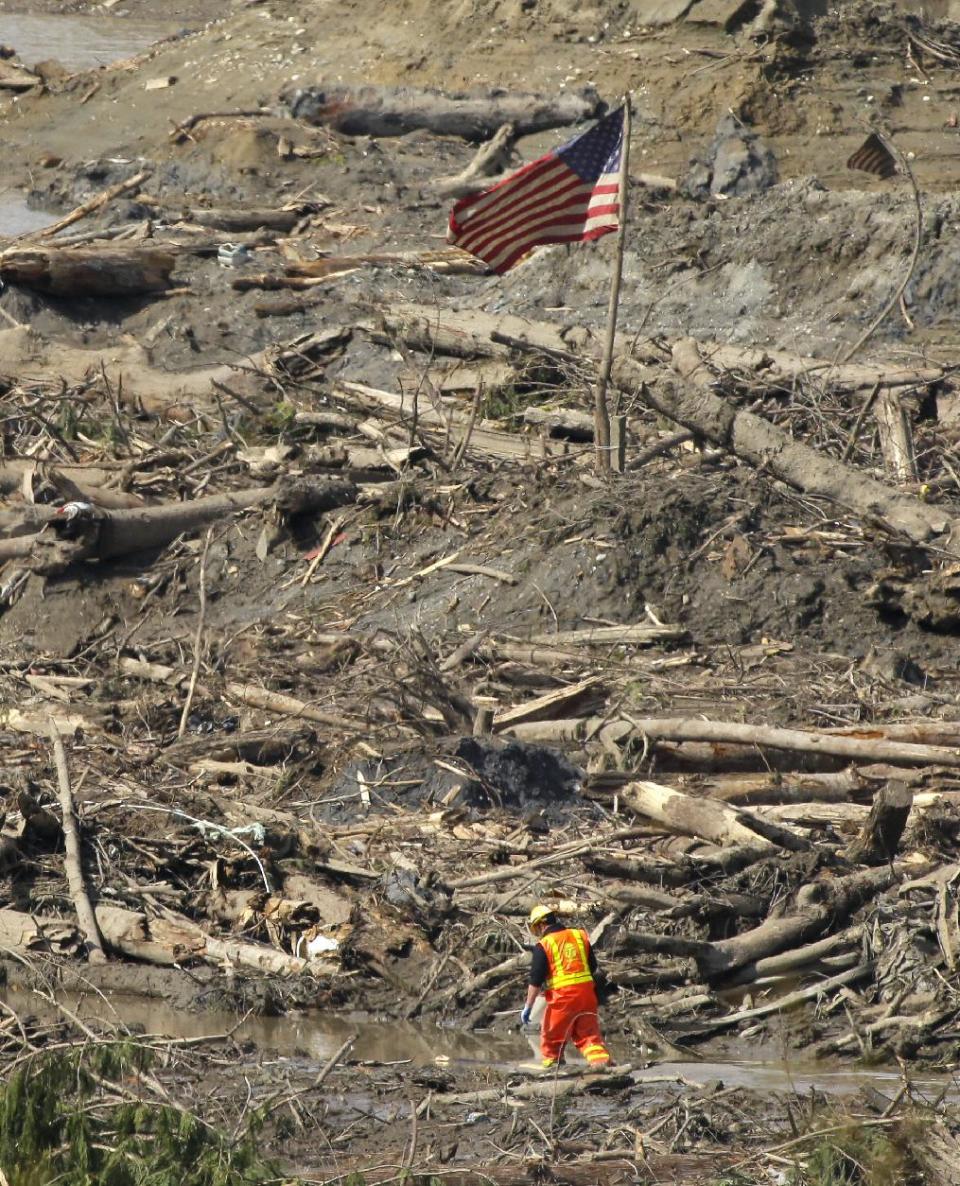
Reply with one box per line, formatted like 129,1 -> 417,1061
519,903 -> 612,1070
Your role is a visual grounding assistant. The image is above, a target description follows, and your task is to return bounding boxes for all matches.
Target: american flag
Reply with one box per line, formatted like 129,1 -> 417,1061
448,107 -> 624,274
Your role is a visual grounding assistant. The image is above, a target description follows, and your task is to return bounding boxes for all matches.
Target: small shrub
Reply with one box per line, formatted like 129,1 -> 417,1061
795,1119 -> 914,1186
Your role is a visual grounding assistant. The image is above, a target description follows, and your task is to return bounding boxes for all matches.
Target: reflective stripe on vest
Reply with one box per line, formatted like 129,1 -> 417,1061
540,928 -> 594,990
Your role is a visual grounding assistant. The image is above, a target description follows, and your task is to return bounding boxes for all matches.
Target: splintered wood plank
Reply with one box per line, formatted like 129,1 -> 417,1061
492,675 -> 602,730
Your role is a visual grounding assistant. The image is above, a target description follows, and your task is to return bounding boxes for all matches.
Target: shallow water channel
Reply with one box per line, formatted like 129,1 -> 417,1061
4,987 -> 959,1101
0,13 -> 178,236
0,12 -> 175,71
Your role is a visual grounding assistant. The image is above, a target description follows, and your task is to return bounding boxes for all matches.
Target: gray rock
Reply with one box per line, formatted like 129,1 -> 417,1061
681,114 -> 778,199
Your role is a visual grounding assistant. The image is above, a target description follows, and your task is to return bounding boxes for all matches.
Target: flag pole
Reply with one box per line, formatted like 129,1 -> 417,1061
593,95 -> 631,474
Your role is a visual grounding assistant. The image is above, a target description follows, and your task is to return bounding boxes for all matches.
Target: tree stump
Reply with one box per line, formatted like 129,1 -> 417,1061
844,780 -> 914,865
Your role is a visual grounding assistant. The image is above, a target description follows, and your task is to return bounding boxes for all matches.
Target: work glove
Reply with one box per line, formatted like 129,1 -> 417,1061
520,1005 -> 533,1027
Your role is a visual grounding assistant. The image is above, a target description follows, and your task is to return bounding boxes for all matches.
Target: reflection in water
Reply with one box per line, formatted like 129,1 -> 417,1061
0,988 -> 528,1066
0,14 -> 175,71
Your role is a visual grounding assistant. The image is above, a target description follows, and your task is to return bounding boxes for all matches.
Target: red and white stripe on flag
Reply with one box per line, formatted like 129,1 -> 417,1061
448,107 -> 624,274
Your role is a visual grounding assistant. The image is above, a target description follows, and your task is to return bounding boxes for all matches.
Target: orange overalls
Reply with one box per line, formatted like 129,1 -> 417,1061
537,927 -> 611,1068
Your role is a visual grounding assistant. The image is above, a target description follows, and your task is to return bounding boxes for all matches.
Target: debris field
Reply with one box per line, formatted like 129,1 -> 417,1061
4,0 -> 960,1181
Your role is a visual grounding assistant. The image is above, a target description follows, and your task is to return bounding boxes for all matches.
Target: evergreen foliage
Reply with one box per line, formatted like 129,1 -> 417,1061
0,1043 -> 280,1186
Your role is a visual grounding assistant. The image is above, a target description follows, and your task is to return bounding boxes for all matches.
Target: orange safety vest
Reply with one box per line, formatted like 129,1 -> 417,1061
539,927 -> 594,990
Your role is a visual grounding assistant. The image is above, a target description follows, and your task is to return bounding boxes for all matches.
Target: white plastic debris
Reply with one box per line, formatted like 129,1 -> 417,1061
305,933 -> 339,958
217,243 -> 252,267
56,501 -> 95,520
192,820 -> 267,846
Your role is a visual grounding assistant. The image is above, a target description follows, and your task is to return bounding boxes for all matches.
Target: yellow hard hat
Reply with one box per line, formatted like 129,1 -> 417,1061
529,904 -> 553,928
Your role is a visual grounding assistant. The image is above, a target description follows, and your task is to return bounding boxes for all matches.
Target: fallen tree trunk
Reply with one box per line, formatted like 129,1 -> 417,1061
366,302 -> 941,396
827,722 -> 960,747
592,840 -> 776,881
703,866 -> 896,978
433,123 -> 517,197
429,1070 -> 632,1111
359,302 -> 574,359
177,204 -> 310,232
479,639 -> 655,670
525,624 -> 686,646
335,381 -> 568,461
0,459 -> 143,509
118,658 -> 366,733
0,703 -> 106,737
681,339 -> 945,393
8,478 -> 358,568
615,867 -> 894,981
616,716 -> 960,769
0,535 -> 82,573
751,801 -> 869,828
224,682 -> 364,731
93,904 -> 339,976
619,780 -> 805,854
584,852 -> 695,888
602,883 -> 689,911
0,58 -> 40,91
286,248 -> 485,279
686,963 -> 873,1034
608,884 -> 767,921
875,387 -> 918,481
611,339 -> 955,549
722,925 -> 864,987
25,169 -> 152,241
0,244 -> 176,296
910,1121 -> 960,1186
705,768 -> 870,805
285,84 -> 603,141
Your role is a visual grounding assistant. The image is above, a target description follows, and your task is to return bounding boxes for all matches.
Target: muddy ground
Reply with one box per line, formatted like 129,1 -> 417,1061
5,0 -> 960,1181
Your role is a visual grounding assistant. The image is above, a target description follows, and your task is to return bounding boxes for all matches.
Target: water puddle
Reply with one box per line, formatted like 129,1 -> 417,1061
635,1059 -> 960,1102
0,989 -> 527,1067
0,194 -> 55,236
0,13 -> 176,72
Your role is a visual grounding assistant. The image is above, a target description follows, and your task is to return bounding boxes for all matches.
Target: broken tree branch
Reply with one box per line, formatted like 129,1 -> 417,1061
20,169 -> 152,242
433,123 -> 517,197
178,527 -> 213,738
49,720 -> 108,965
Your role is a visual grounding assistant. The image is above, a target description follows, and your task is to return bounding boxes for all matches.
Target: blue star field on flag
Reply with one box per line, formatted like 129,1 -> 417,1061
448,106 -> 625,273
